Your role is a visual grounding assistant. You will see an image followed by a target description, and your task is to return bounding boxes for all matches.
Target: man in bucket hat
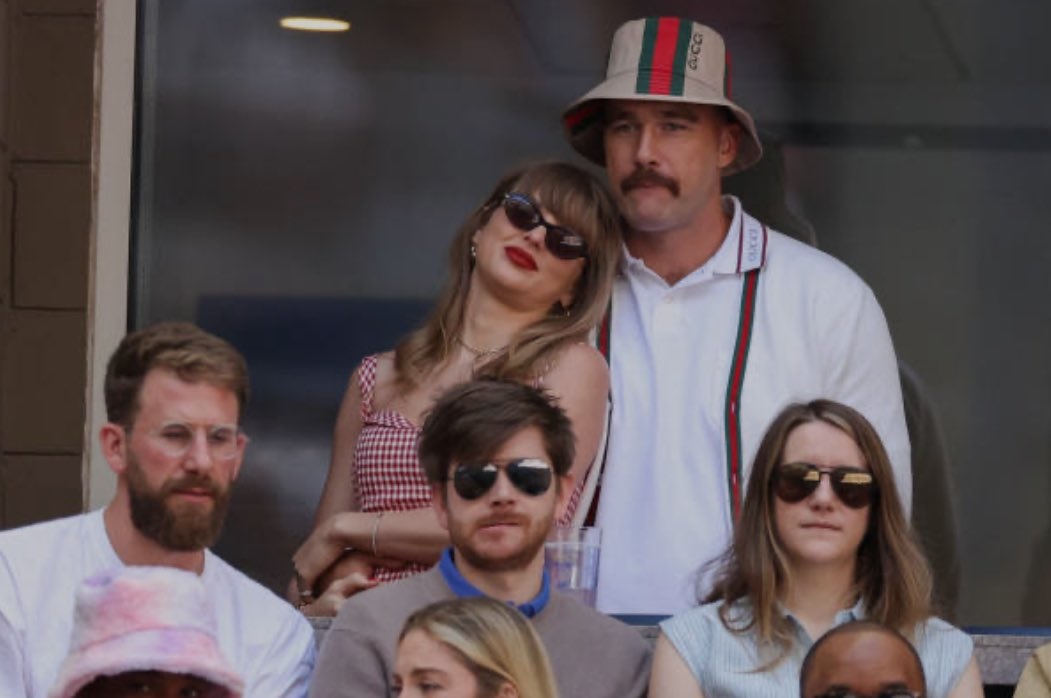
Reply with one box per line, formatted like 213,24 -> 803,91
562,17 -> 911,614
0,323 -> 316,697
50,566 -> 244,698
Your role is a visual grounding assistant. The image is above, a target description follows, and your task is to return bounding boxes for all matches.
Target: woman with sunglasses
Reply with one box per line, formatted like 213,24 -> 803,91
394,597 -> 559,698
649,399 -> 981,698
291,161 -> 621,614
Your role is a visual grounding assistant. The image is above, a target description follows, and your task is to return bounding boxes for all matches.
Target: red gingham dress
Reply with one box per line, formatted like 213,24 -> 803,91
353,354 -> 430,582
351,354 -> 585,584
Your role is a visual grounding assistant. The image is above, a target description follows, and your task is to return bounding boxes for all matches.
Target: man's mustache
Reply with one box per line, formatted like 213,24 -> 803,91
621,168 -> 679,196
162,474 -> 221,499
474,513 -> 530,528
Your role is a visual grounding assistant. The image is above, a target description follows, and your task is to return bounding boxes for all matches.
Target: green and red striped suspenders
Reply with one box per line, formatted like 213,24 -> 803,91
595,227 -> 765,523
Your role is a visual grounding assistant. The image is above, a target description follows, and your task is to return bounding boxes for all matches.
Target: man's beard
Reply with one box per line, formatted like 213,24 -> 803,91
449,507 -> 555,574
125,453 -> 230,552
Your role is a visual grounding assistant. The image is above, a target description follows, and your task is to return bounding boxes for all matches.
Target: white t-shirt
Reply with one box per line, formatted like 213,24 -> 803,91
596,197 -> 911,614
0,509 -> 316,697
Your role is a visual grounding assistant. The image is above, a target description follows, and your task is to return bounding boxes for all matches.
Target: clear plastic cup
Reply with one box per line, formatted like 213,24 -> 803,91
544,526 -> 601,608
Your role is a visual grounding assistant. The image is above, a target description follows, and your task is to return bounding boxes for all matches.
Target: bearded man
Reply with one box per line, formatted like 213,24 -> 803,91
308,379 -> 651,698
0,322 -> 316,698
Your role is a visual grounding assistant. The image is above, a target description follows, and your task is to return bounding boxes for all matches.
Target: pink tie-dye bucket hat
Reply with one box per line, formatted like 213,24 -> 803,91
49,566 -> 244,698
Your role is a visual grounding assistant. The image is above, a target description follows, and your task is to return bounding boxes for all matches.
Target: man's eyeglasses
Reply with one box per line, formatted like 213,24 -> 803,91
500,192 -> 588,261
130,422 -> 245,461
448,458 -> 554,500
773,462 -> 876,509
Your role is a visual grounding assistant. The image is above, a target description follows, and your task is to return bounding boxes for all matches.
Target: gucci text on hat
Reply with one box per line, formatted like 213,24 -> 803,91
563,17 -> 762,174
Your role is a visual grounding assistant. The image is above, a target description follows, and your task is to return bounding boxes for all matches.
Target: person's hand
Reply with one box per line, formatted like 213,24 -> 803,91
292,514 -> 356,597
315,549 -> 407,593
297,571 -> 378,617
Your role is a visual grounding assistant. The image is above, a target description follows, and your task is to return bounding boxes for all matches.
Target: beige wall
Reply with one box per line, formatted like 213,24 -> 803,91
0,0 -> 96,528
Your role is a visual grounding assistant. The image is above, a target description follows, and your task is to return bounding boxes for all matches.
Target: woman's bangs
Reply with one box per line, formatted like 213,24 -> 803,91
518,173 -> 599,247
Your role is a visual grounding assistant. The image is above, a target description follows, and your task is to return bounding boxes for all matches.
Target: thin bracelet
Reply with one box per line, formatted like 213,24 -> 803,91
370,511 -> 385,557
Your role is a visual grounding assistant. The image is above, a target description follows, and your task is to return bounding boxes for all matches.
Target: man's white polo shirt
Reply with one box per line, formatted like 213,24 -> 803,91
595,196 -> 910,614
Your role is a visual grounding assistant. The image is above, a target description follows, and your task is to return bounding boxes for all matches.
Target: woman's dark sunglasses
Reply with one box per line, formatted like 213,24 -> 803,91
773,462 -> 876,509
501,192 -> 588,261
449,458 -> 554,500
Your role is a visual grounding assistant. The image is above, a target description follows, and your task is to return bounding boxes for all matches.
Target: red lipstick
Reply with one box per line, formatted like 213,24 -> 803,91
504,246 -> 538,271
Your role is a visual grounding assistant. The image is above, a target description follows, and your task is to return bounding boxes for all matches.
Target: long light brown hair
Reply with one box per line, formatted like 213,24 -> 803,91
705,399 -> 932,666
393,161 -> 621,389
399,597 -> 559,698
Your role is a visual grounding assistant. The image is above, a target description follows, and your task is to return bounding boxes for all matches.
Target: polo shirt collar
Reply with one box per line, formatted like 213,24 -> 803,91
708,195 -> 768,275
619,195 -> 769,281
781,596 -> 867,644
436,548 -> 551,619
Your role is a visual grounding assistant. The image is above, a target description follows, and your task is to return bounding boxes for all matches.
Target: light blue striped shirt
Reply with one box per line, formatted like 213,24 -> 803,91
660,598 -> 972,698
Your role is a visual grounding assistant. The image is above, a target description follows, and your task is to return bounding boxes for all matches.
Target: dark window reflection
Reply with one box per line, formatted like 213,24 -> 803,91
133,0 -> 1051,626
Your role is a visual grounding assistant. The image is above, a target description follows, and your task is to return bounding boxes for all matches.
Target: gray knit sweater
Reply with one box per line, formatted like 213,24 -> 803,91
308,566 -> 651,697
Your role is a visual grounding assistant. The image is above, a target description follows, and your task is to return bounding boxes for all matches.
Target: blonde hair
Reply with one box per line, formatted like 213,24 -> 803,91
399,598 -> 559,698
393,161 -> 621,389
705,399 -> 933,667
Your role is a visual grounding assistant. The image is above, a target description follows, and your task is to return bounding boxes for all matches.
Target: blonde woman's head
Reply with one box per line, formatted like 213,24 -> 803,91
394,597 -> 558,698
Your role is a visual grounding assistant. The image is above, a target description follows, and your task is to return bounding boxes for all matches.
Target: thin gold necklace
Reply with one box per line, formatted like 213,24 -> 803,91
457,336 -> 507,359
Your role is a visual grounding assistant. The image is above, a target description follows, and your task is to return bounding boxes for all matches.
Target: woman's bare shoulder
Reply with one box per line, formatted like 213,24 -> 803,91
543,342 -> 609,393
551,342 -> 608,374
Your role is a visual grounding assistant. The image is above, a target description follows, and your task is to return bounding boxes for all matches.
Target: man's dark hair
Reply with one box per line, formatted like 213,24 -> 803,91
799,620 -> 926,697
418,379 -> 575,484
104,322 -> 249,426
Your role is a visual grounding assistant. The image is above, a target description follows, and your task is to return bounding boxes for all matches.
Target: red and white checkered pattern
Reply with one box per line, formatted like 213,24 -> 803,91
353,355 -> 430,582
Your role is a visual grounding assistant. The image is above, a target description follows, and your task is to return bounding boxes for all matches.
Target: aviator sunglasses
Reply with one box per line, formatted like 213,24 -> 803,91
449,457 -> 554,500
773,462 -> 876,509
500,192 -> 588,261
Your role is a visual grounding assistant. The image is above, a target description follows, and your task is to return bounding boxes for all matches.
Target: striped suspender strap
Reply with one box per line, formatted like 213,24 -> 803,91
597,298 -> 613,360
594,220 -> 765,525
724,268 -> 761,521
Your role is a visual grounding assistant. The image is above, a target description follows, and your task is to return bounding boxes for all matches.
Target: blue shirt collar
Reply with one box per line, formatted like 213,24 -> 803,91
436,548 -> 551,618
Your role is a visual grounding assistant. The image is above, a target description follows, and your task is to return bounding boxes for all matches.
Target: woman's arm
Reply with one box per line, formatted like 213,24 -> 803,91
541,343 -> 610,519
947,656 -> 983,698
293,506 -> 448,590
649,633 -> 706,698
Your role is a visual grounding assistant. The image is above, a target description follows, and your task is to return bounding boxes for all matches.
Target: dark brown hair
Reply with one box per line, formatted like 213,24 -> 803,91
104,322 -> 249,426
417,379 -> 574,484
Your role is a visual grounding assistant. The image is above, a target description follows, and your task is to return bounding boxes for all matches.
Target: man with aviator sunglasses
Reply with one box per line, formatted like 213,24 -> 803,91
310,379 -> 651,698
